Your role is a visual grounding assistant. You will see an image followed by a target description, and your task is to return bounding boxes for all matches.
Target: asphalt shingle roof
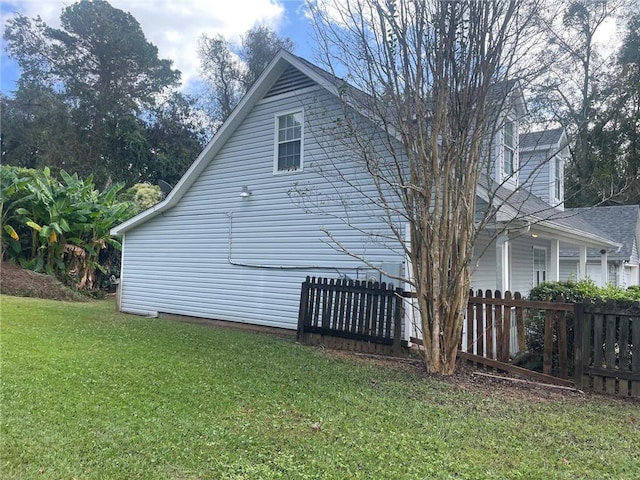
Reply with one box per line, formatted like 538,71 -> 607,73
519,128 -> 564,150
560,205 -> 639,259
484,180 -> 618,243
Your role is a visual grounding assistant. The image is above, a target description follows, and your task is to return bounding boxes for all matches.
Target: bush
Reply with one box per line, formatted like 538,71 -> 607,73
0,165 -> 133,292
516,280 -> 640,376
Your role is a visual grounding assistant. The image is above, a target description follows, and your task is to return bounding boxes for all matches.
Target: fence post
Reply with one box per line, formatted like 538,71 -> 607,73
556,294 -> 568,379
573,302 -> 585,389
297,277 -> 311,341
514,292 -> 526,352
543,308 -> 554,376
393,287 -> 404,355
466,289 -> 474,353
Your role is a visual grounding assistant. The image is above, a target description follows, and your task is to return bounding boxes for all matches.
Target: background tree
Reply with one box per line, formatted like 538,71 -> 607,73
307,0 -> 543,374
240,25 -> 295,89
3,0 -> 202,188
607,12 -> 640,203
532,0 -> 635,206
198,25 -> 293,129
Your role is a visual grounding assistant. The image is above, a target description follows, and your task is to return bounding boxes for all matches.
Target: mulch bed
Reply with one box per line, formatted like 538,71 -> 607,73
0,261 -> 86,301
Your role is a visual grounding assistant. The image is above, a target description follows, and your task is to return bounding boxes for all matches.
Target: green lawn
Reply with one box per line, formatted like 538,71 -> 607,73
1,296 -> 638,479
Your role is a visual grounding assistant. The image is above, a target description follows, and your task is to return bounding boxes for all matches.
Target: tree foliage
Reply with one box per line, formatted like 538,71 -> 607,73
0,165 -> 133,290
532,0 -> 639,206
2,0 -> 204,188
198,25 -> 294,127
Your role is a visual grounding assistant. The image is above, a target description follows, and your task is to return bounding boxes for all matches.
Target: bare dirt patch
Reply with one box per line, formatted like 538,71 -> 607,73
322,347 -> 640,404
0,261 -> 86,301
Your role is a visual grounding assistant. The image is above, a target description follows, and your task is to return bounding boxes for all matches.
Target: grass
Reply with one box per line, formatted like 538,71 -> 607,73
1,296 -> 639,479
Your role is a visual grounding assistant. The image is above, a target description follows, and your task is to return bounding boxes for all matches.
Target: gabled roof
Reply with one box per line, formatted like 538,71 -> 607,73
112,50 -> 328,235
560,205 -> 639,259
110,50 -> 619,252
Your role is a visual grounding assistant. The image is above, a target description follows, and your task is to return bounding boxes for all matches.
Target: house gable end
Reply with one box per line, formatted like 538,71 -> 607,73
111,50 -> 332,236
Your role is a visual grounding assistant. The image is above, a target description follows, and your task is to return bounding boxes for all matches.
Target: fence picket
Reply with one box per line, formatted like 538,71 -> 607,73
485,290 -> 494,359
632,317 -> 640,397
475,289 -> 484,357
494,290 -> 503,361
299,280 -> 639,397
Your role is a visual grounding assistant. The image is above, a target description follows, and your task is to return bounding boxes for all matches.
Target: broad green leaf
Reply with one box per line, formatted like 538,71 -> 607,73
26,221 -> 42,232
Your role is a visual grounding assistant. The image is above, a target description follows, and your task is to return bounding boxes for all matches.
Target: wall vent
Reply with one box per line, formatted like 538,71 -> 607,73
265,65 -> 316,98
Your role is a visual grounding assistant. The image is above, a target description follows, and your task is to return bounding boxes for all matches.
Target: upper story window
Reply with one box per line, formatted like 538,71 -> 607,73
275,111 -> 303,173
503,119 -> 515,177
554,157 -> 562,201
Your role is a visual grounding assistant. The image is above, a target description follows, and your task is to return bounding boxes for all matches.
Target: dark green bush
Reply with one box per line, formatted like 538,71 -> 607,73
517,280 -> 640,376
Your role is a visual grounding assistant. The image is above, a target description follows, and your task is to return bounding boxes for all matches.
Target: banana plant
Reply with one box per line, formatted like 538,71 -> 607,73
2,165 -> 133,287
0,166 -> 31,259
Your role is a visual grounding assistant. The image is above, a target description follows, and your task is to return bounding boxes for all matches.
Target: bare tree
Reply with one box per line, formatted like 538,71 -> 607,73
198,26 -> 294,128
305,0 -> 546,374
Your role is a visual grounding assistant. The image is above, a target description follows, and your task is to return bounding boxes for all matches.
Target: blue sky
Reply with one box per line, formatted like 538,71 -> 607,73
1,0 -> 318,96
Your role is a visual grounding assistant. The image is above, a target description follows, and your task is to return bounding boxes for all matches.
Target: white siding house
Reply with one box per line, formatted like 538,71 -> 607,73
112,51 -> 621,331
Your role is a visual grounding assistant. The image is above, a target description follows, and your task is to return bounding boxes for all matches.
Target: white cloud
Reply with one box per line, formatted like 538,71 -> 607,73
1,0 -> 288,90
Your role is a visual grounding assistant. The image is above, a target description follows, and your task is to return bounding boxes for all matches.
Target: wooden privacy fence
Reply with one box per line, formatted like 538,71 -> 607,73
466,290 -> 526,362
297,279 -> 640,397
574,303 -> 640,397
297,276 -> 404,355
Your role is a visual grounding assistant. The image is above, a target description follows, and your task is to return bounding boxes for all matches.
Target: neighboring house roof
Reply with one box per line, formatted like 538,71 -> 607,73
109,49 -> 621,254
519,127 -> 565,150
560,205 -> 639,260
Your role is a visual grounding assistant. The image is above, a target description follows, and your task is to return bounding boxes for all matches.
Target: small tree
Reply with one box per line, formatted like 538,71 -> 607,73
307,0 -> 545,374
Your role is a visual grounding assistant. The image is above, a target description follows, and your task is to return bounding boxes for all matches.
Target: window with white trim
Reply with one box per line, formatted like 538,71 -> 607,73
503,119 -> 515,176
533,247 -> 547,286
275,111 -> 303,172
554,157 -> 562,201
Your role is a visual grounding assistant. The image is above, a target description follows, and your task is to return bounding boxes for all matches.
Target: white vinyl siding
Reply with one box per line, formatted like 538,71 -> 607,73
118,88 -> 405,329
470,230 -> 498,292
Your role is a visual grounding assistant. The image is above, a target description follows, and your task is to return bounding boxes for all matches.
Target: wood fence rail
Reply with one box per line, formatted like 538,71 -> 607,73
297,279 -> 640,397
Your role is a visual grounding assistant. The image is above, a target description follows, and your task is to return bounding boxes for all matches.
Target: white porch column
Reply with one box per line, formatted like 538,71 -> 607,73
403,223 -> 417,342
578,246 -> 587,280
600,249 -> 608,285
550,239 -> 560,282
496,235 -> 510,292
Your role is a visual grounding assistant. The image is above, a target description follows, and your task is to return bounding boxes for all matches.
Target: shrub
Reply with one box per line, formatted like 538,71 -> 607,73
517,280 -> 640,375
0,165 -> 133,292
